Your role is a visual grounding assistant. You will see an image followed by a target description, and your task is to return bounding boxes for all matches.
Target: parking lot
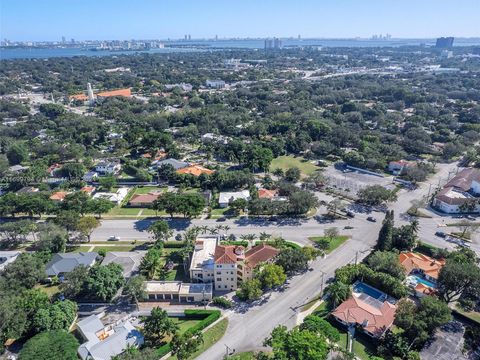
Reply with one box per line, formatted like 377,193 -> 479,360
323,164 -> 395,195
420,321 -> 468,360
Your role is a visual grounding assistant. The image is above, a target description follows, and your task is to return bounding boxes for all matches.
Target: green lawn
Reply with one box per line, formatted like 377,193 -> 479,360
309,235 -> 350,254
171,317 -> 202,334
270,156 -> 319,176
210,207 -> 232,217
134,186 -> 166,195
107,207 -> 141,216
228,352 -> 256,360
68,244 -> 138,252
455,305 -> 480,325
168,318 -> 228,360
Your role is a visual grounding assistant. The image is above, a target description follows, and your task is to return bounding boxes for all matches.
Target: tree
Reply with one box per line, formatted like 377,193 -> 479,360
6,142 -> 28,165
85,263 -> 124,301
438,256 -> 480,303
148,220 -> 173,243
60,264 -> 89,299
123,275 -> 147,305
32,300 -> 77,333
99,175 -> 117,191
229,198 -> 248,214
140,307 -> 179,347
54,210 -> 80,233
377,210 -> 394,251
39,103 -> 66,119
367,251 -> 406,280
324,227 -> 339,240
0,253 -> 46,291
36,223 -> 68,253
255,263 -> 287,289
284,167 -> 301,182
324,281 -> 352,309
327,199 -> 344,215
62,191 -> 90,215
77,216 -> 100,242
171,331 -> 203,360
140,247 -> 163,279
287,190 -> 318,215
300,315 -> 340,342
87,198 -> 114,218
18,330 -> 79,360
59,163 -> 86,180
357,185 -> 397,206
264,326 -> 329,360
276,248 -> 310,274
236,278 -> 263,301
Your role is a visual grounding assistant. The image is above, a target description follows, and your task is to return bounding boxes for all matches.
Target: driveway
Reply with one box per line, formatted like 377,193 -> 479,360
420,321 -> 467,360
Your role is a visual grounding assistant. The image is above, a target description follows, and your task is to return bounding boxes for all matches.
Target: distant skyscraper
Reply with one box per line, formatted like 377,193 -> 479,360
87,83 -> 95,106
215,34 -> 218,41
298,34 -> 301,40
436,37 -> 454,48
184,34 -> 188,41
71,38 -> 75,44
264,38 -> 282,51
62,36 -> 66,44
188,34 -> 191,40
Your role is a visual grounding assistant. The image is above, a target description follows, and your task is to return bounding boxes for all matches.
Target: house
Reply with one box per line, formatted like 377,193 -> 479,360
205,79 -> 226,89
128,192 -> 161,207
154,158 -> 189,170
218,190 -> 250,208
332,283 -> 397,338
77,314 -> 143,360
95,160 -> 121,175
432,168 -> 480,213
83,171 -> 99,182
144,281 -> 213,303
176,165 -> 215,177
49,191 -> 70,202
16,186 -> 39,194
81,186 -> 96,196
388,160 -> 414,175
241,244 -> 280,281
102,251 -> 145,277
45,252 -> 98,277
8,165 -> 29,173
142,150 -> 168,164
92,187 -> 129,205
257,188 -> 287,201
214,245 -> 244,291
189,237 -> 217,283
0,251 -> 21,272
47,163 -> 62,177
96,88 -> 131,99
400,252 -> 445,297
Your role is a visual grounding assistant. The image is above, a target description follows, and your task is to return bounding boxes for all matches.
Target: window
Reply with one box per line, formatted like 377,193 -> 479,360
217,265 -> 222,268
216,272 -> 221,275
217,278 -> 221,281
225,285 -> 227,288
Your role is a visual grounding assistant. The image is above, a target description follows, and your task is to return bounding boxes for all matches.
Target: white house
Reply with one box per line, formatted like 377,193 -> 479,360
95,161 -> 121,175
92,187 -> 129,205
433,168 -> 480,213
218,190 -> 250,208
83,171 -> 99,182
205,79 -> 226,89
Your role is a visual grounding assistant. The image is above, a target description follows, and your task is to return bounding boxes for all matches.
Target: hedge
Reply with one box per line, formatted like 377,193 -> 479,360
163,241 -> 186,248
254,240 -> 301,250
183,309 -> 221,335
220,240 -> 249,248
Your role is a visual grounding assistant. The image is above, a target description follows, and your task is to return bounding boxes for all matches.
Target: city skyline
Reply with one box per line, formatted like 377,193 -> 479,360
1,0 -> 480,42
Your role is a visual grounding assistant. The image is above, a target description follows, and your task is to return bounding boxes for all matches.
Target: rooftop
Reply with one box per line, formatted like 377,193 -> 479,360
399,252 -> 445,280
96,88 -> 131,98
177,165 -> 215,176
190,237 -> 217,271
214,245 -> 244,265
218,190 -> 250,204
244,243 -> 280,269
45,252 -> 98,276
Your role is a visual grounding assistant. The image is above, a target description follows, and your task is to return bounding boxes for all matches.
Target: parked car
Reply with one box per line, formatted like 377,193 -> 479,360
466,215 -> 477,220
435,231 -> 447,238
216,217 -> 226,222
366,216 -> 376,222
346,211 -> 355,218
108,235 -> 120,241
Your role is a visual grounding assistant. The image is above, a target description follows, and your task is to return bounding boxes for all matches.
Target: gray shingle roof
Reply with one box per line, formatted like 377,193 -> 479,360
156,158 -> 189,170
45,252 -> 98,276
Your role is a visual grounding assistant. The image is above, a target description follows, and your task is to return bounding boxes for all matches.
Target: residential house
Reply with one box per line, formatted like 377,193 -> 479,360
432,168 -> 480,213
205,79 -> 226,89
92,187 -> 129,205
49,191 -> 70,202
332,283 -> 397,338
154,158 -> 189,170
400,252 -> 445,297
218,190 -> 250,208
0,251 -> 21,272
240,243 -> 280,281
47,163 -> 62,177
388,160 -> 414,175
128,192 -> 161,207
144,281 -> 213,303
102,251 -> 145,277
8,165 -> 29,173
16,186 -> 39,194
77,314 -> 143,360
176,165 -> 215,177
95,160 -> 121,175
45,252 -> 98,278
257,188 -> 287,201
214,245 -> 244,291
83,171 -> 99,182
81,186 -> 96,196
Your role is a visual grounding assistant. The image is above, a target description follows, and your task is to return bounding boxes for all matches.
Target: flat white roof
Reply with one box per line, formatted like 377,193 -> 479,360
190,237 -> 217,271
145,281 -> 182,293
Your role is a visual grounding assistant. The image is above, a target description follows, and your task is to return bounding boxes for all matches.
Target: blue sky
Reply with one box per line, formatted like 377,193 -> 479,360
1,0 -> 479,41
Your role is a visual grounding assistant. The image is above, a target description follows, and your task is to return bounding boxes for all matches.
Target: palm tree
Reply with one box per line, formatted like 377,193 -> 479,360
208,227 -> 219,235
240,233 -> 257,247
259,232 -> 270,241
222,225 -> 231,234
409,219 -> 419,234
199,225 -> 209,235
325,281 -> 352,309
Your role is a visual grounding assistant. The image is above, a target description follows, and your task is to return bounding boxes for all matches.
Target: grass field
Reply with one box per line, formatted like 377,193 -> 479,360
171,317 -> 202,334
270,156 -> 319,176
168,318 -> 228,360
455,305 -> 480,324
309,235 -> 350,254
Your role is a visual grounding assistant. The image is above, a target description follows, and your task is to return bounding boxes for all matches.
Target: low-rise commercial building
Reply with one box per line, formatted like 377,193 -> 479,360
144,281 -> 213,303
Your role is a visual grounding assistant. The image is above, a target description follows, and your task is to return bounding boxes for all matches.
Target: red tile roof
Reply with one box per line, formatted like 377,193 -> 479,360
258,188 -> 278,199
399,252 -> 445,280
332,295 -> 397,337
129,193 -> 160,205
244,243 -> 280,269
176,165 -> 215,176
49,191 -> 69,201
96,88 -> 131,98
80,186 -> 95,194
444,168 -> 480,192
214,245 -> 244,264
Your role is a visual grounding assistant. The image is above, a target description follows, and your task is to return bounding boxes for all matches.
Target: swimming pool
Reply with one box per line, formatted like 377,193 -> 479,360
353,282 -> 384,300
409,275 -> 437,288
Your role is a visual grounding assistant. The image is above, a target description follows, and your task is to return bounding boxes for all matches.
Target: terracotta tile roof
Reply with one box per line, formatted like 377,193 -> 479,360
49,191 -> 69,201
332,295 -> 397,337
434,186 -> 471,206
81,186 -> 95,194
399,252 -> 445,280
444,168 -> 480,192
244,243 -> 280,269
214,245 -> 244,264
258,188 -> 278,199
176,165 -> 215,176
129,193 -> 160,205
70,93 -> 89,101
96,88 -> 131,98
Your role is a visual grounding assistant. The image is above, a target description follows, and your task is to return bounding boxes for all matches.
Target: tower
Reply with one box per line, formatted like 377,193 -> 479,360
87,83 -> 95,106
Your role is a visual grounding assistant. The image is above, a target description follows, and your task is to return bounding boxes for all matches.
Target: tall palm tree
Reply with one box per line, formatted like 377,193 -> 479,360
325,281 -> 352,309
410,219 -> 419,234
200,225 -> 209,234
208,227 -> 219,235
222,225 -> 231,234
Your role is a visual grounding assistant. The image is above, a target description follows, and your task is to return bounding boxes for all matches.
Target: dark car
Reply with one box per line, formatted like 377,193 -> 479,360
435,231 -> 447,238
346,211 -> 355,218
366,216 -> 377,222
216,217 -> 227,222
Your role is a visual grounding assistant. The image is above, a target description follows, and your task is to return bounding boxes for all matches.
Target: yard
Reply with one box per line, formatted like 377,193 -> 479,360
309,235 -> 350,254
270,156 -> 320,176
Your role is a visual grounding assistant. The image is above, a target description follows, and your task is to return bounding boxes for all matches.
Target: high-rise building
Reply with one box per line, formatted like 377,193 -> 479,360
61,36 -> 66,44
87,83 -> 95,106
71,38 -> 75,44
184,34 -> 188,41
188,34 -> 191,40
436,37 -> 454,48
215,34 -> 218,41
264,37 -> 282,50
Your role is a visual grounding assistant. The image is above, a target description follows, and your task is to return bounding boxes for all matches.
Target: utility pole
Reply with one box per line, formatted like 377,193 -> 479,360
224,344 -> 233,358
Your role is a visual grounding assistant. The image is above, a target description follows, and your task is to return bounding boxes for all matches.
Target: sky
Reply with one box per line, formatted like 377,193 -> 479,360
1,0 -> 479,41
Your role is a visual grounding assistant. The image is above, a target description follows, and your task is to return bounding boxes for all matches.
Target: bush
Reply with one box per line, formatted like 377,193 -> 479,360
212,296 -> 233,309
183,309 -> 221,335
19,330 -> 79,360
301,315 -> 340,343
220,240 -> 249,248
155,343 -> 171,358
163,241 -> 186,248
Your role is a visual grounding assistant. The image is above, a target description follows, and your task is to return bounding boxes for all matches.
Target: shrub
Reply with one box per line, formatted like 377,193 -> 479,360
301,315 -> 340,343
220,240 -> 249,248
163,241 -> 186,248
183,309 -> 221,335
212,296 -> 233,309
18,330 -> 79,360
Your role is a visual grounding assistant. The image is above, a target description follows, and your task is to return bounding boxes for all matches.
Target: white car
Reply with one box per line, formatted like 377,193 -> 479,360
108,235 -> 121,241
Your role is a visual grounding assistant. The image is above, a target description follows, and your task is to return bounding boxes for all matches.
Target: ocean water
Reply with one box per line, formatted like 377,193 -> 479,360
1,38 -> 480,60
